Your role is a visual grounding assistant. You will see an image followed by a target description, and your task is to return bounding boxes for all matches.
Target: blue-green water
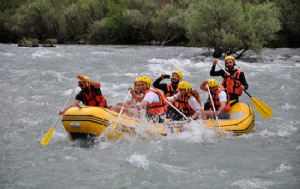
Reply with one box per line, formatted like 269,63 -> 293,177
1,44 -> 299,189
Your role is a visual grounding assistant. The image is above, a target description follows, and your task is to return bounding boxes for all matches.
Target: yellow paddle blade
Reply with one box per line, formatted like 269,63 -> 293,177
40,126 -> 54,146
251,97 -> 273,119
112,113 -> 122,131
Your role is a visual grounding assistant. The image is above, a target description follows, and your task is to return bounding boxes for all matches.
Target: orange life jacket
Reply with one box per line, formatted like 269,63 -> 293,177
177,93 -> 195,116
165,83 -> 180,109
144,88 -> 168,115
222,69 -> 243,96
82,86 -> 107,108
209,87 -> 231,113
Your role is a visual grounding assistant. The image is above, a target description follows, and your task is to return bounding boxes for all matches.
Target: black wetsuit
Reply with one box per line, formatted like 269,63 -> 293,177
153,77 -> 182,120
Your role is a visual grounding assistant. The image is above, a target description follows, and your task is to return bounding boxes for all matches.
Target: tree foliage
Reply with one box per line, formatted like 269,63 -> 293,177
185,0 -> 281,57
0,0 -> 298,54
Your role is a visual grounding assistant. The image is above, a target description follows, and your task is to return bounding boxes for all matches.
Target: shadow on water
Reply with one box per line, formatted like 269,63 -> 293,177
69,134 -> 99,148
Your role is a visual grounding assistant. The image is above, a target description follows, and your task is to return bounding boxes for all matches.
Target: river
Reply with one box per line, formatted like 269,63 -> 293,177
0,44 -> 299,189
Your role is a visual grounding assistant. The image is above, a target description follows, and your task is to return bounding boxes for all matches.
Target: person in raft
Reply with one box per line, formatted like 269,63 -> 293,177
152,70 -> 183,120
111,77 -> 144,116
59,75 -> 107,115
210,55 -> 249,106
201,79 -> 231,120
135,76 -> 168,123
166,81 -> 202,122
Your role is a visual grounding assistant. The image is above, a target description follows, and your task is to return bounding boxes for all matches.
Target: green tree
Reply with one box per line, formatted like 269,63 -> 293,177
65,0 -> 107,42
270,0 -> 300,47
152,4 -> 187,45
89,0 -> 155,44
185,0 -> 281,57
0,0 -> 23,42
10,0 -> 57,40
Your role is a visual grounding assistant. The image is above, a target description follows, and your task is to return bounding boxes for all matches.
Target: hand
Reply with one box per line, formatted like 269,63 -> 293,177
239,85 -> 245,90
213,111 -> 220,117
161,73 -> 167,79
59,110 -> 65,115
187,117 -> 193,123
77,75 -> 84,81
213,59 -> 218,66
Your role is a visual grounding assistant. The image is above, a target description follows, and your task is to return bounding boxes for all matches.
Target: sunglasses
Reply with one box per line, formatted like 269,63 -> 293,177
78,82 -> 84,87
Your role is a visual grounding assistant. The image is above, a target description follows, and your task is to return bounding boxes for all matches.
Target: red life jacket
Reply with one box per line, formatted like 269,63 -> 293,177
177,93 -> 195,116
165,83 -> 180,109
144,88 -> 168,115
82,86 -> 107,108
222,69 -> 243,96
209,87 -> 231,113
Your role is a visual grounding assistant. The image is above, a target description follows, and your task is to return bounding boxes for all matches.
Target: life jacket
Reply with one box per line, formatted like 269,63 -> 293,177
165,83 -> 180,109
177,93 -> 195,116
82,86 -> 107,108
144,88 -> 168,115
222,69 -> 243,96
209,87 -> 231,113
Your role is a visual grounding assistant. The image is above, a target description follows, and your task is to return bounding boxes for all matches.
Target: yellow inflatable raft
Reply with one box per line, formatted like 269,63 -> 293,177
202,102 -> 255,135
62,102 -> 254,140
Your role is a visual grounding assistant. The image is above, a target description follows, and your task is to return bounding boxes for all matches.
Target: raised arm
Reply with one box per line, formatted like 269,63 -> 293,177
210,59 -> 224,76
78,75 -> 101,88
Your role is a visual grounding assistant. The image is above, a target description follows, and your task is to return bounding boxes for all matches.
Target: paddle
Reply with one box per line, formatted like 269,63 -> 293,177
216,63 -> 273,119
165,100 -> 188,120
112,90 -> 131,132
40,83 -> 77,146
207,85 -> 221,131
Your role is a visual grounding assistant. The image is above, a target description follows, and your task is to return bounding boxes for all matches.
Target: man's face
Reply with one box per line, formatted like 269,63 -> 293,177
78,82 -> 87,89
209,86 -> 218,94
171,73 -> 180,83
225,59 -> 235,71
179,89 -> 187,96
135,81 -> 142,92
140,81 -> 148,92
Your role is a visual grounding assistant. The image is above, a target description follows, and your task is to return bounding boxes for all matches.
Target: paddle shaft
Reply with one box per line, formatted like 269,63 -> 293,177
216,63 -> 252,98
207,85 -> 221,130
112,90 -> 131,131
54,83 -> 78,127
40,83 -> 78,145
166,100 -> 188,120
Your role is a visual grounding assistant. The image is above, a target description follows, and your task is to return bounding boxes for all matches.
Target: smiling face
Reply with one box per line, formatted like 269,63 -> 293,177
139,81 -> 149,93
179,88 -> 187,97
135,81 -> 142,92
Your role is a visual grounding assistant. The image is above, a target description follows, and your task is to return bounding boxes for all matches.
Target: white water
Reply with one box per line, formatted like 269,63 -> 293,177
0,44 -> 299,189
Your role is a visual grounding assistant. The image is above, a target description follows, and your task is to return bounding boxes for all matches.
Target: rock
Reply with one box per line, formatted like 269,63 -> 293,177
18,38 -> 39,47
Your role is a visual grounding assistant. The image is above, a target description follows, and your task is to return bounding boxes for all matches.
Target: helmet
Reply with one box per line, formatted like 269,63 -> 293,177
224,55 -> 236,65
178,81 -> 191,93
78,75 -> 90,87
208,79 -> 219,88
134,77 -> 141,83
139,76 -> 152,88
172,70 -> 183,81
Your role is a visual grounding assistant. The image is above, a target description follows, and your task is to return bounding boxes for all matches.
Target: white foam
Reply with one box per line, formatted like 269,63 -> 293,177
167,121 -> 217,144
232,179 -> 275,189
259,123 -> 297,138
275,164 -> 292,173
126,153 -> 149,169
32,49 -> 65,59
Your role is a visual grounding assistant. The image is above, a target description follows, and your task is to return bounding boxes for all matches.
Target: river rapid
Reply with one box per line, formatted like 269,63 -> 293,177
0,44 -> 299,189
